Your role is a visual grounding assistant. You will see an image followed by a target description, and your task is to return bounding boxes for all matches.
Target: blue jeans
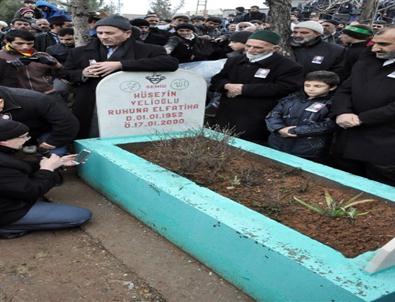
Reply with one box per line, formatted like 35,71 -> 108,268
38,133 -> 68,156
0,201 -> 92,238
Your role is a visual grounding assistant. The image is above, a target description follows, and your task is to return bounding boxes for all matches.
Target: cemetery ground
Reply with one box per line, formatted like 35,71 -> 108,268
0,170 -> 253,302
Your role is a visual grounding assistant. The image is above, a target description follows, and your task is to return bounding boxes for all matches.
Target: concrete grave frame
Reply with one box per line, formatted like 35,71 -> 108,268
75,130 -> 395,302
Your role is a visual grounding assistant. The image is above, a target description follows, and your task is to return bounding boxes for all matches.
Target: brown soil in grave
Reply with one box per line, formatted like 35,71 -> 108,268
119,137 -> 395,258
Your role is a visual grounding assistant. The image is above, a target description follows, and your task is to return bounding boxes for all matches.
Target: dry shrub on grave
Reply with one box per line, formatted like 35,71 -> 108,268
151,126 -> 241,183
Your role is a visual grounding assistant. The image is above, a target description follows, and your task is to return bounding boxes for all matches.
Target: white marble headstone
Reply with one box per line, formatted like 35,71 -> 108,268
365,237 -> 395,274
96,70 -> 207,138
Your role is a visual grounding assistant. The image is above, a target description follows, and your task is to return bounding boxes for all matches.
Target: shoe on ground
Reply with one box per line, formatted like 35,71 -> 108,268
0,230 -> 27,239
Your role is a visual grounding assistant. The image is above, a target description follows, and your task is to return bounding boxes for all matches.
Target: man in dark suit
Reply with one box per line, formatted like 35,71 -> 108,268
331,26 -> 395,186
63,15 -> 179,138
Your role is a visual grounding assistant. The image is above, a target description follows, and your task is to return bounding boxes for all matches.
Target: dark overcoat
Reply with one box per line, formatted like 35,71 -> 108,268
62,38 -> 179,138
331,51 -> 395,165
143,32 -> 168,46
211,53 -> 304,142
292,37 -> 345,79
342,42 -> 369,79
166,35 -> 216,63
35,32 -> 59,52
0,86 -> 79,147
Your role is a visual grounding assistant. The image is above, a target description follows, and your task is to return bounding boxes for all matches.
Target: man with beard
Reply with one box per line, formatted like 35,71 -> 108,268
291,21 -> 345,79
331,26 -> 395,186
9,18 -> 31,31
243,5 -> 266,22
211,30 -> 303,143
35,18 -> 50,32
130,19 -> 167,46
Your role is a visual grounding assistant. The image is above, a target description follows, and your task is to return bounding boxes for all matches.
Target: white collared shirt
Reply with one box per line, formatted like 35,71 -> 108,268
383,58 -> 395,67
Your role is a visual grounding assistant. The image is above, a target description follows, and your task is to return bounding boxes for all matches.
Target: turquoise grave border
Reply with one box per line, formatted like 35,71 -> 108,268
75,130 -> 395,302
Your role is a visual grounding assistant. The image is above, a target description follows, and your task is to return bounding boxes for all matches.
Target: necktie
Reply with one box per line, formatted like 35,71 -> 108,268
107,47 -> 115,59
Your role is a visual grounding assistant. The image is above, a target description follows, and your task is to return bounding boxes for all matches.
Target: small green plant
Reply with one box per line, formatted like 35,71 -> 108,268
230,175 -> 241,186
226,175 -> 241,190
293,190 -> 374,219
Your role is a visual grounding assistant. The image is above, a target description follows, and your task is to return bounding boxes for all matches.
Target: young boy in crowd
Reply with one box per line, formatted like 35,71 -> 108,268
265,70 -> 339,161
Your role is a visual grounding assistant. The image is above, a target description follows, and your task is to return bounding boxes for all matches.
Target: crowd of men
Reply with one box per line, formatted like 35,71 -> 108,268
0,0 -> 394,237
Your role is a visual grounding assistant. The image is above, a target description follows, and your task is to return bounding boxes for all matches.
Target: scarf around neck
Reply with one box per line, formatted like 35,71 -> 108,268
4,43 -> 35,57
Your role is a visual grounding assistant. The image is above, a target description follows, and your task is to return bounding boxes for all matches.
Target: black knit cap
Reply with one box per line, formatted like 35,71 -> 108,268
230,31 -> 252,43
95,15 -> 131,31
206,16 -> 222,24
175,23 -> 196,32
130,18 -> 150,27
0,119 -> 29,141
48,15 -> 69,25
322,19 -> 339,26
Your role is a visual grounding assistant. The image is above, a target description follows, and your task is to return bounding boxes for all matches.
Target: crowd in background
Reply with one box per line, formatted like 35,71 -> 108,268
0,0 -> 394,187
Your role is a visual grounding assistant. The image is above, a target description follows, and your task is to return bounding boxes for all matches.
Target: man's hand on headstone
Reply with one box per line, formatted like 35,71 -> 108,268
87,61 -> 122,77
336,113 -> 361,129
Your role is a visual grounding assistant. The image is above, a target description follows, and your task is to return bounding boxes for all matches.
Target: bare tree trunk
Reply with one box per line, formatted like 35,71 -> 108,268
70,0 -> 91,46
266,0 -> 293,58
360,0 -> 379,24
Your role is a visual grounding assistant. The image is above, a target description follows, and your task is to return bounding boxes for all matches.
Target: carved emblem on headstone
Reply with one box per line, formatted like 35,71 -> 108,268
119,81 -> 141,92
171,79 -> 189,90
145,73 -> 166,84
